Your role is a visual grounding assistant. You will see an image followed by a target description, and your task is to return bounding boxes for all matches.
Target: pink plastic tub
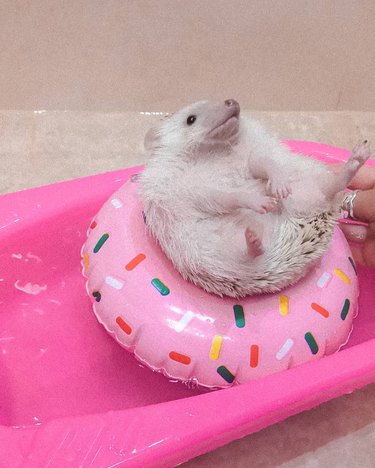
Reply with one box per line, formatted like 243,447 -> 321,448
1,141 -> 375,467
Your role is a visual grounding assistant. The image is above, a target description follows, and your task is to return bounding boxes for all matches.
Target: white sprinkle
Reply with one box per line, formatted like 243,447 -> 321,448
317,272 -> 331,288
111,198 -> 123,209
174,311 -> 195,332
276,338 -> 294,360
105,276 -> 124,290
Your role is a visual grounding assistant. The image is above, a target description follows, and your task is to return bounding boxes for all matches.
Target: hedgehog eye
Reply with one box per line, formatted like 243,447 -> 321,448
186,115 -> 196,125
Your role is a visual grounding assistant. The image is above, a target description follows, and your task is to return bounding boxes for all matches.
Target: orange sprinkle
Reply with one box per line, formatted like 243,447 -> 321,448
169,351 -> 191,365
90,220 -> 97,229
83,252 -> 89,272
311,303 -> 330,318
125,253 -> 146,271
116,316 -> 132,335
250,345 -> 259,368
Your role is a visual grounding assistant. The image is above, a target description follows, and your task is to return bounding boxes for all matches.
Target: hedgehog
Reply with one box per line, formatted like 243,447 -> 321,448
139,99 -> 370,297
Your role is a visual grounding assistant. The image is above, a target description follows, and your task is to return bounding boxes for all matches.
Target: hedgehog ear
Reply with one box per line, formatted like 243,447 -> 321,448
144,127 -> 161,152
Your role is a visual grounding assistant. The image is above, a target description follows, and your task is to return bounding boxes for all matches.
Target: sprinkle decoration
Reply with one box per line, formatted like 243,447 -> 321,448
334,268 -> 350,285
105,276 -> 124,290
233,304 -> 245,328
174,311 -> 195,332
217,365 -> 235,384
316,272 -> 331,288
84,181 -> 358,388
305,332 -> 319,355
92,291 -> 101,302
111,198 -> 123,209
279,295 -> 289,316
341,299 -> 350,320
169,351 -> 191,365
83,252 -> 89,272
348,257 -> 357,276
209,335 -> 223,360
116,316 -> 132,335
125,253 -> 146,271
250,345 -> 259,368
151,278 -> 170,296
93,233 -> 109,253
276,338 -> 294,360
311,302 -> 330,318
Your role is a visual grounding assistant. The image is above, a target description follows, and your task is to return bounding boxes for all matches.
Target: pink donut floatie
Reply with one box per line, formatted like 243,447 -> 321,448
82,177 -> 358,388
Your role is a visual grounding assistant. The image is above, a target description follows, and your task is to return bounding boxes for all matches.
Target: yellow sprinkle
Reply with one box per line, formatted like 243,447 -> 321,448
334,268 -> 350,285
279,295 -> 289,316
209,335 -> 223,360
83,252 -> 89,272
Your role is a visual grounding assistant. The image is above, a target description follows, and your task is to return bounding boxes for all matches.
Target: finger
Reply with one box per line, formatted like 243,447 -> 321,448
339,223 -> 367,243
352,190 -> 375,224
348,166 -> 375,190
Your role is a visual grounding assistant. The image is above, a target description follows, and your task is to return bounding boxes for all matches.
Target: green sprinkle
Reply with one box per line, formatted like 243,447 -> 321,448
233,304 -> 245,328
341,299 -> 350,320
305,332 -> 319,355
348,257 -> 357,276
151,278 -> 170,296
93,233 -> 109,253
217,365 -> 235,384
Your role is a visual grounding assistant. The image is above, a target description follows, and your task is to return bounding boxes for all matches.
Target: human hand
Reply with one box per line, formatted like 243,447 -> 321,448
339,165 -> 375,269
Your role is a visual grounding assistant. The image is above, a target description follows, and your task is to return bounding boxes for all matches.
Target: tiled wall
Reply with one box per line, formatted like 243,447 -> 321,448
0,0 -> 374,111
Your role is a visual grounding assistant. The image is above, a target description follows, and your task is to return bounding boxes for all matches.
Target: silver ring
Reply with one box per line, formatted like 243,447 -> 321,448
341,190 -> 360,219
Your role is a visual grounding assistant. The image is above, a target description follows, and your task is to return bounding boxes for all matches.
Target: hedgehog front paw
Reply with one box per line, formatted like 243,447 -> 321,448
351,140 -> 371,167
248,194 -> 278,214
266,179 -> 291,200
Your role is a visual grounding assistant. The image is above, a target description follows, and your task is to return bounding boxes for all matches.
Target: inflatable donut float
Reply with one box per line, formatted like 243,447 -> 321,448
81,176 -> 358,388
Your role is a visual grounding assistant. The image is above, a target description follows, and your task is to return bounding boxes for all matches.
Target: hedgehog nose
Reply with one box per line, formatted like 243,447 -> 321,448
225,99 -> 240,116
225,99 -> 239,107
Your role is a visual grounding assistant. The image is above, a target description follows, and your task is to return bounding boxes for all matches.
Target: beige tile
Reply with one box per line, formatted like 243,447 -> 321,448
2,110 -> 374,194
0,111 -> 35,193
0,1 -> 374,111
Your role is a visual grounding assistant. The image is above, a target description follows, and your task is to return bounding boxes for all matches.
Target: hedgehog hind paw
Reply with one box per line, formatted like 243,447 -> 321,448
245,227 -> 264,258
